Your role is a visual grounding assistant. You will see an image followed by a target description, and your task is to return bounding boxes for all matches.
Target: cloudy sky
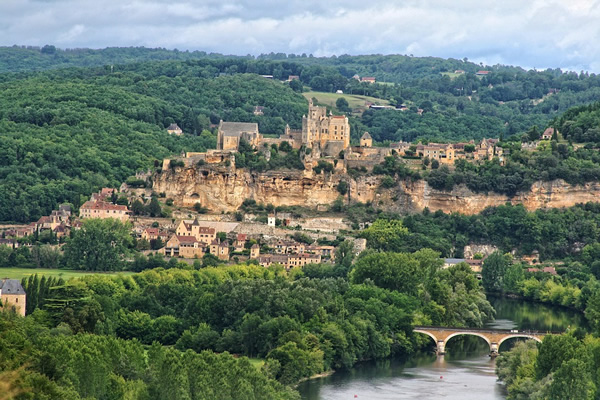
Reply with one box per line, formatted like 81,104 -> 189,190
2,0 -> 600,72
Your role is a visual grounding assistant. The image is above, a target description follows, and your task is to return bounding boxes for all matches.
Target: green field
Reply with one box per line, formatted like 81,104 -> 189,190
0,267 -> 135,280
303,91 -> 390,111
247,358 -> 265,369
441,71 -> 464,79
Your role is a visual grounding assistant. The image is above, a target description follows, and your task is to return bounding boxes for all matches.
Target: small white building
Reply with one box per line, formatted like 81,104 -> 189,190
268,214 -> 276,227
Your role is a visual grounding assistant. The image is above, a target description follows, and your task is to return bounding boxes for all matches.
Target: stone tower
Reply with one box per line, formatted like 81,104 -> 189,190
301,99 -> 350,155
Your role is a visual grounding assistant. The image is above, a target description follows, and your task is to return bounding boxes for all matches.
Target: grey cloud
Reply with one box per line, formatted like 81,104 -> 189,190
0,0 -> 599,72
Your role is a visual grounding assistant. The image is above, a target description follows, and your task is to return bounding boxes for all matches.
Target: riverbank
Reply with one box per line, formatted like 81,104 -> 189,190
298,296 -> 583,399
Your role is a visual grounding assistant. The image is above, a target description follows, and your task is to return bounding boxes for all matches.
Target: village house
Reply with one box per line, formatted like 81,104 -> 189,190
360,77 -> 376,83
0,278 -> 26,317
306,245 -> 336,260
234,234 -> 247,252
160,235 -> 204,258
175,219 -> 216,244
258,253 -> 321,268
79,200 -> 130,222
250,243 -> 260,259
253,106 -> 264,116
209,239 -> 229,261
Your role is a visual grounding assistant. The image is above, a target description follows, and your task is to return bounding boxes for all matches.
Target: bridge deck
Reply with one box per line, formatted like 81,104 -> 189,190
414,325 -> 561,335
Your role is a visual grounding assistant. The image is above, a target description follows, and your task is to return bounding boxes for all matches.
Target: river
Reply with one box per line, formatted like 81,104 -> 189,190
297,296 -> 585,400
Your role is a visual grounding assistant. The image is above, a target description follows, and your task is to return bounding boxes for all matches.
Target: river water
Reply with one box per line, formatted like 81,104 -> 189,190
297,296 -> 585,400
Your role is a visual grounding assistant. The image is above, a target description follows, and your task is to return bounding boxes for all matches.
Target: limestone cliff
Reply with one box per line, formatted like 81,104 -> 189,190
152,165 -> 600,215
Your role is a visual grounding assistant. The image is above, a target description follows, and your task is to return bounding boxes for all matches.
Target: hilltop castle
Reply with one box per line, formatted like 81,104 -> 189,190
302,99 -> 350,156
213,100 -> 350,157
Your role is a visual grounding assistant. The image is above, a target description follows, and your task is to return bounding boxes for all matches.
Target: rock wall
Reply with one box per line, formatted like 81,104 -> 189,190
153,166 -> 600,215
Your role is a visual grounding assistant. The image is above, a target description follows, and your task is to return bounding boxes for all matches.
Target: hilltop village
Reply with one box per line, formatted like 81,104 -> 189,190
164,99 -> 505,175
1,100 -> 564,297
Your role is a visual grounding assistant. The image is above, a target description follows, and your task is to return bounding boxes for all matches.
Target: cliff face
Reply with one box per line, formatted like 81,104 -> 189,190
153,166 -> 600,214
399,180 -> 600,214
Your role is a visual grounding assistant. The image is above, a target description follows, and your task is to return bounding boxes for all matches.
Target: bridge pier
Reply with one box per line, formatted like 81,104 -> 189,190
490,342 -> 499,357
436,341 -> 446,355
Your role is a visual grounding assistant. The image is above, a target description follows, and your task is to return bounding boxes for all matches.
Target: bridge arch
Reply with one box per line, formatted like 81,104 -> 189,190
413,329 -> 439,345
444,332 -> 491,346
498,334 -> 543,348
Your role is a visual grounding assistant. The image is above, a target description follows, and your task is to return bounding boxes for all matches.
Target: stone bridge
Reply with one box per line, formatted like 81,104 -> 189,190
414,325 -> 552,356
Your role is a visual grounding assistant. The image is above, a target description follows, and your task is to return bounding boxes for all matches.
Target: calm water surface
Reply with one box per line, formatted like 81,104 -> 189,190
297,296 -> 584,400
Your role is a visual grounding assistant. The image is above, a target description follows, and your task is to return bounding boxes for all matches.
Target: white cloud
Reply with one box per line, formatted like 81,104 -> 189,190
0,0 -> 599,72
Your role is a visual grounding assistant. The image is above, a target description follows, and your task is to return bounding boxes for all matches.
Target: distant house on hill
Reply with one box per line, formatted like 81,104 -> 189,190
253,106 -> 264,116
167,123 -> 183,136
361,77 -> 376,83
288,75 -> 300,81
475,70 -> 491,77
541,127 -> 554,140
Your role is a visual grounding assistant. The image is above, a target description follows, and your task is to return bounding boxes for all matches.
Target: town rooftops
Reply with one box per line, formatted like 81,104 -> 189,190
0,279 -> 26,295
145,228 -> 159,235
219,121 -> 259,137
80,201 -> 129,212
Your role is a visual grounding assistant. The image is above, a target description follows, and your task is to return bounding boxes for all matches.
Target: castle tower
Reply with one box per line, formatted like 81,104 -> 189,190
302,100 -> 349,153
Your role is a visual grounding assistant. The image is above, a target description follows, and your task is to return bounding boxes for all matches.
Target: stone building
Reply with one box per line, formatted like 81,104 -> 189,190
175,219 -> 217,244
160,235 -> 204,258
360,132 -> 372,147
0,279 -> 26,317
216,121 -> 261,151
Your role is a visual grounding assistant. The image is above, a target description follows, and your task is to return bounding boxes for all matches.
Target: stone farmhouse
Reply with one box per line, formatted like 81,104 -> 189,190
167,123 -> 183,136
0,278 -> 26,317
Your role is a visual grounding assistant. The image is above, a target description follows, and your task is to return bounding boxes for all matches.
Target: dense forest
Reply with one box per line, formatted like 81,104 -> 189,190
1,251 -> 492,398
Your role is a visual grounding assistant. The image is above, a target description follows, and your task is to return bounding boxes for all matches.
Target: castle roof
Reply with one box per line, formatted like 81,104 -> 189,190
0,279 -> 26,295
219,121 -> 259,137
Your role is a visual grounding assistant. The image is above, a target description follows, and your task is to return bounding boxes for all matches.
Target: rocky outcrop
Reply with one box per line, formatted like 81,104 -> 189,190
153,165 -> 600,215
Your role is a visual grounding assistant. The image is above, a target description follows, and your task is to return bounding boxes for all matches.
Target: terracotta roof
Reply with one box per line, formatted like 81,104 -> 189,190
81,201 -> 129,212
177,235 -> 199,244
197,227 -> 215,234
145,228 -> 159,235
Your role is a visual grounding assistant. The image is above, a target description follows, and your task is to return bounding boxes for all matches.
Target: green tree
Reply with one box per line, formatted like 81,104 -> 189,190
63,218 -> 133,271
335,97 -> 350,112
482,252 -> 509,292
351,251 -> 423,295
146,197 -> 162,217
